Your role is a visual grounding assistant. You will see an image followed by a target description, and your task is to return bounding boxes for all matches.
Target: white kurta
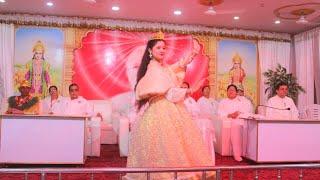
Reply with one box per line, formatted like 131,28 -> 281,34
63,96 -> 97,157
218,96 -> 253,124
184,96 -> 200,118
184,96 -> 216,163
266,95 -> 299,120
40,96 -> 66,115
217,96 -> 252,161
197,96 -> 218,119
238,96 -> 254,115
63,96 -> 93,116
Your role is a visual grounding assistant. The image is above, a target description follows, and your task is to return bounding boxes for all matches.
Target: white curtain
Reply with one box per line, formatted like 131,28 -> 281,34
0,23 -> 14,109
314,35 -> 320,104
294,28 -> 320,109
258,40 -> 291,106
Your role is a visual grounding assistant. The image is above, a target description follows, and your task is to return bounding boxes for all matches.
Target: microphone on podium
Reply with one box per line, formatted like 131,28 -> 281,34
257,105 -> 290,110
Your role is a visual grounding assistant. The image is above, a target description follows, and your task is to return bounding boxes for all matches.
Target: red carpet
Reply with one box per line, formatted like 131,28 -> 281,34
0,145 -> 319,179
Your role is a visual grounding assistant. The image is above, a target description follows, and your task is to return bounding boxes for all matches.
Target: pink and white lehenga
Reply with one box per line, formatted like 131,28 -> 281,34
125,59 -> 215,180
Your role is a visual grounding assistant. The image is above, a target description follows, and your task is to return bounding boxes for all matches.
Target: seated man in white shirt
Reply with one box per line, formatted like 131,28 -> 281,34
41,85 -> 66,115
181,82 -> 200,118
237,85 -> 254,113
64,83 -> 94,116
266,82 -> 299,120
217,84 -> 252,162
64,83 -> 102,156
197,85 -> 219,119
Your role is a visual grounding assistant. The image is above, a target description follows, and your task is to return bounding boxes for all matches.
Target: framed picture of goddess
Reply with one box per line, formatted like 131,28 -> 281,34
14,26 -> 64,99
217,39 -> 258,106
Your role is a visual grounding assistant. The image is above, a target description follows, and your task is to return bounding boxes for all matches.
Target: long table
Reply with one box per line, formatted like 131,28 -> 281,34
245,118 -> 320,163
0,115 -> 87,164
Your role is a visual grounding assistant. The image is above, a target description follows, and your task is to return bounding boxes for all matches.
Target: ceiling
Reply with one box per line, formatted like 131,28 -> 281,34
0,0 -> 320,34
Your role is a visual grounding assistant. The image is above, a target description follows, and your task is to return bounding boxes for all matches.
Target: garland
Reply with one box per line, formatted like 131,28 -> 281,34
8,96 -> 39,110
0,13 -> 291,42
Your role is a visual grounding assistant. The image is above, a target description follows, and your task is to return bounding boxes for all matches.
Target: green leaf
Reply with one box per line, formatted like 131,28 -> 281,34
263,64 -> 305,104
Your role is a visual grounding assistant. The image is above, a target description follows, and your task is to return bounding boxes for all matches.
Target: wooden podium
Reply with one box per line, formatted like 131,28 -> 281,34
244,118 -> 320,163
0,115 -> 87,164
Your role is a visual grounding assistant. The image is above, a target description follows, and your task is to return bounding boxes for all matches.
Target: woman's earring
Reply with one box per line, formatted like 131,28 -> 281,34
149,51 -> 153,59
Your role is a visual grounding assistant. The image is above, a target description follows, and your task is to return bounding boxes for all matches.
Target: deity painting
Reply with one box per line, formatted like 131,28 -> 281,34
217,39 -> 258,106
25,41 -> 51,98
14,27 -> 64,98
229,53 -> 246,87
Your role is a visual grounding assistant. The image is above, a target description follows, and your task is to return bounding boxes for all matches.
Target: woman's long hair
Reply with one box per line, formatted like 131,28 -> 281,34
135,39 -> 164,109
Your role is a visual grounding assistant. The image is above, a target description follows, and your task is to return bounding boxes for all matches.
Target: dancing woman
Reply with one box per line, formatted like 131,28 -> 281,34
125,32 -> 214,180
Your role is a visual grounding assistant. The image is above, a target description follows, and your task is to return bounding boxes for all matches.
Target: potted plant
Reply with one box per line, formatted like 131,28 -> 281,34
263,64 -> 305,104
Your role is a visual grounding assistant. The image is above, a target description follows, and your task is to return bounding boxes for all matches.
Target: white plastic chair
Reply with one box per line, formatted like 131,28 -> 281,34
195,118 -> 216,163
90,100 -> 118,144
306,104 -> 320,120
257,106 -> 266,116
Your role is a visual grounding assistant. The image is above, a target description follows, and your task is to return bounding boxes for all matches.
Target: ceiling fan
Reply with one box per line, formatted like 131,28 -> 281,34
205,6 -> 218,15
295,14 -> 320,25
199,0 -> 245,16
291,8 -> 320,25
274,3 -> 320,26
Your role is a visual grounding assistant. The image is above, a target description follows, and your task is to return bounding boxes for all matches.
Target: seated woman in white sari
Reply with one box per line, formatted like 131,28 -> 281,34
218,84 -> 252,162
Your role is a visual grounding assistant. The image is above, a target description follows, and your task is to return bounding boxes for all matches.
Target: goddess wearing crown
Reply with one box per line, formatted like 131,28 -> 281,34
125,32 -> 215,180
25,41 -> 51,98
229,53 -> 246,86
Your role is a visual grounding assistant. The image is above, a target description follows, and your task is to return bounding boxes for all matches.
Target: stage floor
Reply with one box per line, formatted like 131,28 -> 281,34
1,145 -> 320,180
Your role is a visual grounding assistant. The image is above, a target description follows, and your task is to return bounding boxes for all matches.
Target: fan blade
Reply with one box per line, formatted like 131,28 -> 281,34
204,6 -> 217,15
308,13 -> 320,22
306,22 -> 320,26
205,11 -> 217,15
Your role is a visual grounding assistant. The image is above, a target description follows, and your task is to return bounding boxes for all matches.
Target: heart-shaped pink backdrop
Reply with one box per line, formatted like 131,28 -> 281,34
73,30 -> 208,100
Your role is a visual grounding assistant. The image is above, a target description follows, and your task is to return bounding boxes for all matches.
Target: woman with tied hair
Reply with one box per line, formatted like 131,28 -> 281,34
217,84 -> 253,162
125,32 -> 214,180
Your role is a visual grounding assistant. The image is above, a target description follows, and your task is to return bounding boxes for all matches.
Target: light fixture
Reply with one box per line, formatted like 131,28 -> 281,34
84,0 -> 96,3
46,2 -> 54,7
275,20 -> 281,24
112,6 -> 120,11
205,6 -> 217,15
0,0 -> 6,3
174,10 -> 182,16
233,16 -> 240,20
